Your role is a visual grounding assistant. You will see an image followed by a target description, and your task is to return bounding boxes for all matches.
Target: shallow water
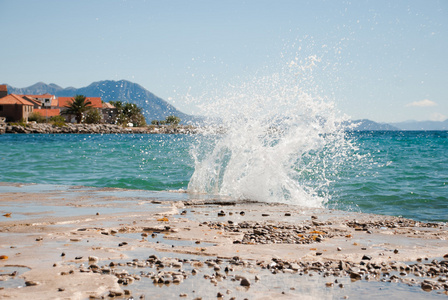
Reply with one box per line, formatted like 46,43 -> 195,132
0,131 -> 447,222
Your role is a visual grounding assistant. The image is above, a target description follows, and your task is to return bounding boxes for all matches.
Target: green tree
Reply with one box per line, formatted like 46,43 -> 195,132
165,115 -> 181,125
85,109 -> 103,124
62,95 -> 92,123
109,101 -> 146,127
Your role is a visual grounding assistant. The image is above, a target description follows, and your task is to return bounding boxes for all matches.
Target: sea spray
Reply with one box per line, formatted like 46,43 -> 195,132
187,56 -> 354,207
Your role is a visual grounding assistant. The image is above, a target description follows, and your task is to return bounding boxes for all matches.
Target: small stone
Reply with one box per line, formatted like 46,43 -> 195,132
25,280 -> 40,286
421,282 -> 433,292
362,255 -> 372,260
262,214 -> 269,217
350,272 -> 362,281
325,282 -> 334,287
393,249 -> 399,254
337,247 -> 342,251
290,263 -> 300,271
218,211 -> 226,217
109,289 -> 124,297
217,292 -> 224,297
240,211 -> 245,216
61,252 -> 66,257
285,213 -> 291,216
179,294 -> 187,298
58,287 -> 65,292
311,215 -> 318,219
75,256 -> 83,260
88,256 -> 99,263
240,277 -> 251,287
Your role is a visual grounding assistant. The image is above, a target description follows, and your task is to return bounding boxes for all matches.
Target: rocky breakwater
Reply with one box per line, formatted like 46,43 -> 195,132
4,123 -> 133,134
2,123 -> 197,134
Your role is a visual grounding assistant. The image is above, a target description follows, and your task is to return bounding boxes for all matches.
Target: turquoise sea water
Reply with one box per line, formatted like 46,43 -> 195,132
0,131 -> 447,222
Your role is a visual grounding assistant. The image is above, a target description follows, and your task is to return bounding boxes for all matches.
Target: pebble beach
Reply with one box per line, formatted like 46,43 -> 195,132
0,183 -> 447,299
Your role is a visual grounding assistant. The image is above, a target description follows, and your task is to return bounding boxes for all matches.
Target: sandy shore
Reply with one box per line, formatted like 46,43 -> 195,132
0,183 -> 447,299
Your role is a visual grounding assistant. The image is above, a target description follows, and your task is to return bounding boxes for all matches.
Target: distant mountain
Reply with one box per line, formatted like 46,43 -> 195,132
391,119 -> 448,131
7,82 -> 76,96
346,119 -> 399,131
5,80 -> 194,123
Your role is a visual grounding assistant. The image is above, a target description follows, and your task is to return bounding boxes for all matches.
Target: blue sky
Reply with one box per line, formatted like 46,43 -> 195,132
1,0 -> 447,123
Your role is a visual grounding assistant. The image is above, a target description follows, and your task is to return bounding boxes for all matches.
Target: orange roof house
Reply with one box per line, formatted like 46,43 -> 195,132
25,93 -> 56,108
0,94 -> 34,105
58,96 -> 102,109
0,94 -> 34,122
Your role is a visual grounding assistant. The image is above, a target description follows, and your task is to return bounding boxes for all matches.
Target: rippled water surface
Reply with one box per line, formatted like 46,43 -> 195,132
0,131 -> 447,222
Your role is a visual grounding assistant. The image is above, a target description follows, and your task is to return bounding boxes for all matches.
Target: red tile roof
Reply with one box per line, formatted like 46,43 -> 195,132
57,97 -> 72,107
0,85 -> 7,92
33,108 -> 61,117
22,96 -> 42,106
58,96 -> 102,108
0,94 -> 34,105
86,97 -> 102,108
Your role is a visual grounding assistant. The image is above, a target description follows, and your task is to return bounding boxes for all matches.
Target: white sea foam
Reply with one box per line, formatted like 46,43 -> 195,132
187,56 -> 352,207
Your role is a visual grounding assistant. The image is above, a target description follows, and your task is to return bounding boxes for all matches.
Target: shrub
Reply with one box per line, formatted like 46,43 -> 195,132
49,115 -> 66,127
85,109 -> 103,124
28,112 -> 46,123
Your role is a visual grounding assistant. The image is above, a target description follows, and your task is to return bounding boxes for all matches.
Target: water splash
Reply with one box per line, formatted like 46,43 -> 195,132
187,56 -> 353,207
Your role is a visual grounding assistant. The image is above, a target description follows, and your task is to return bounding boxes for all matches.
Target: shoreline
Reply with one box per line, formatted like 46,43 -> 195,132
0,123 -> 197,134
0,183 -> 447,299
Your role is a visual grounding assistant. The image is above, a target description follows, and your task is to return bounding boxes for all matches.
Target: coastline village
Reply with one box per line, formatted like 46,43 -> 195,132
0,85 -> 192,134
0,85 -> 116,124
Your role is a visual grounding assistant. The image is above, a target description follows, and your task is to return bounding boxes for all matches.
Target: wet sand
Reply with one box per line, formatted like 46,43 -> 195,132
0,183 -> 447,299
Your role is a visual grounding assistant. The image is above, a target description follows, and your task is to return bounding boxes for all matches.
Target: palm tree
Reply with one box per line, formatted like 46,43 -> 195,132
62,95 -> 92,123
